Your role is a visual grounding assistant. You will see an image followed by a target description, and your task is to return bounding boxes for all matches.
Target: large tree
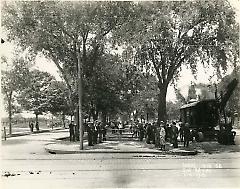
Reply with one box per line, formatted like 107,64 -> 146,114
115,0 -> 239,123
83,53 -> 125,122
1,57 -> 30,135
47,80 -> 72,128
130,74 -> 158,121
17,70 -> 55,129
2,1 -> 134,147
2,1 -> 134,111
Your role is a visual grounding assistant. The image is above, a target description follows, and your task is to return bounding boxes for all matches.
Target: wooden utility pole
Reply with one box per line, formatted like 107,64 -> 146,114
77,46 -> 84,150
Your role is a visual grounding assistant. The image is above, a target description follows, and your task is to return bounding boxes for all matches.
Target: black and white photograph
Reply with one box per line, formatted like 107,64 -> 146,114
1,0 -> 240,188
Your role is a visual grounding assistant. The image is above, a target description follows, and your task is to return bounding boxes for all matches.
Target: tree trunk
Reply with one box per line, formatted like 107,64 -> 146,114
157,86 -> 167,124
62,113 -> 66,128
35,114 -> 39,131
77,45 -> 83,149
35,114 -> 38,124
102,111 -> 107,125
75,107 -> 80,141
7,97 -> 12,135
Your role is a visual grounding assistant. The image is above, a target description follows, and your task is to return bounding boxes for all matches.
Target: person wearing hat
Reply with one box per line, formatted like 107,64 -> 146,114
171,121 -> 179,148
69,121 -> 75,142
179,122 -> 184,142
155,123 -> 161,148
138,123 -> 145,142
159,121 -> 166,150
86,122 -> 94,146
146,123 -> 153,144
102,123 -> 107,141
98,121 -> 103,143
93,121 -> 98,144
183,123 -> 191,147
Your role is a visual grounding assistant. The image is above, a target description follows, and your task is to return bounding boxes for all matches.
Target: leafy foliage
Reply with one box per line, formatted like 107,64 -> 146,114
114,0 -> 239,122
166,101 -> 183,120
2,1 -> 135,121
218,66 -> 240,115
1,57 -> 30,134
2,1 -> 239,123
47,81 -> 71,116
17,70 -> 55,116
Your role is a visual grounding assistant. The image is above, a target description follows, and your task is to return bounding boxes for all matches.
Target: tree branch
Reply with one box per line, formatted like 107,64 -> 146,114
52,20 -> 75,40
47,48 -> 73,95
167,53 -> 188,84
149,51 -> 163,86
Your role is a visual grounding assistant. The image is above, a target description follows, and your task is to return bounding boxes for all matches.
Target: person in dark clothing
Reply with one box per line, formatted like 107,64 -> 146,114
144,123 -> 147,138
132,123 -> 137,138
110,122 -> 115,134
29,122 -> 34,132
98,122 -> 103,143
93,121 -> 98,144
139,123 -> 145,141
86,122 -> 94,146
146,123 -> 153,144
183,123 -> 191,147
74,123 -> 79,141
165,124 -> 171,141
152,123 -> 156,144
179,123 -> 184,142
171,122 -> 179,148
155,124 -> 161,148
69,121 -> 75,142
102,124 -> 107,141
35,121 -> 39,131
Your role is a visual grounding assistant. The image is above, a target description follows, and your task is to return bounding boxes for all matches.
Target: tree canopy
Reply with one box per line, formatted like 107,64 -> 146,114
114,0 -> 239,122
2,1 -> 133,102
2,0 -> 239,124
1,57 -> 31,134
17,69 -> 55,124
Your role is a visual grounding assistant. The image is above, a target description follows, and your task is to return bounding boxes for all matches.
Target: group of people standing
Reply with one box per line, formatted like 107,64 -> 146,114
68,119 -> 192,149
85,121 -> 107,146
135,121 -> 192,149
68,121 -> 107,145
144,121 -> 166,150
68,121 -> 78,141
29,121 -> 39,132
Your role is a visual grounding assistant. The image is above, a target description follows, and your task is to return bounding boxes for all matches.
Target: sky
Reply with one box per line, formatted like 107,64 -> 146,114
1,0 -> 240,109
33,55 -> 227,101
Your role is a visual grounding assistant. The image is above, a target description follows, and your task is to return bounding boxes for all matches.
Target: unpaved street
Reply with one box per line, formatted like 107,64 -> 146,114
1,130 -> 240,188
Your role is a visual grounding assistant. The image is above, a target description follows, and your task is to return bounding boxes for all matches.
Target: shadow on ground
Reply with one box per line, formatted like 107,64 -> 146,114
183,141 -> 240,154
57,134 -> 240,154
2,139 -> 28,145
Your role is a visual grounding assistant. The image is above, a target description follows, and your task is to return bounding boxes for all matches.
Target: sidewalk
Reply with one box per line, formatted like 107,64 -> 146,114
44,130 -> 240,155
45,139 -> 198,155
2,127 -> 64,139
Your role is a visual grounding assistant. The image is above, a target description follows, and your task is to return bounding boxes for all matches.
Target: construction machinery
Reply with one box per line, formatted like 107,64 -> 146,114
180,78 -> 238,144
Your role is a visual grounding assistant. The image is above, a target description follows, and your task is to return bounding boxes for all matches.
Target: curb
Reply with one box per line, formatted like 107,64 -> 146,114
6,130 -> 49,138
4,128 -> 65,138
44,144 -> 198,156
